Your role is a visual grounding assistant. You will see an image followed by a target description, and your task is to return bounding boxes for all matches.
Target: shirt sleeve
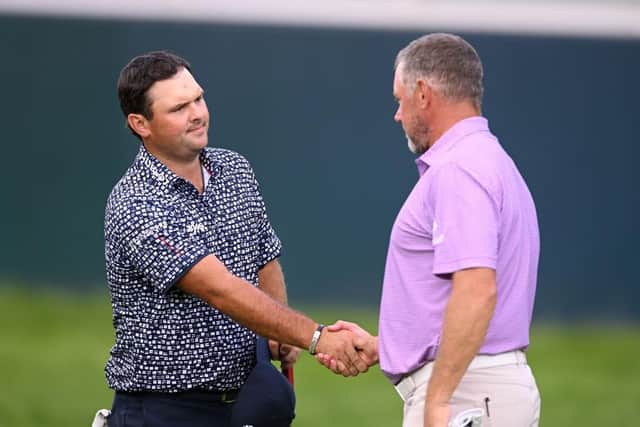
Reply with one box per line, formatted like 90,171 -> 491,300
245,163 -> 282,268
428,163 -> 499,276
112,198 -> 209,292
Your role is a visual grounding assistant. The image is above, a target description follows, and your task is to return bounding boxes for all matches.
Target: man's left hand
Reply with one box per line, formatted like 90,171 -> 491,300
268,340 -> 301,370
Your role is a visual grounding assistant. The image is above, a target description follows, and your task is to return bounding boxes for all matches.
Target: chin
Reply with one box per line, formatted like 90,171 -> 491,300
406,136 -> 424,155
188,133 -> 208,148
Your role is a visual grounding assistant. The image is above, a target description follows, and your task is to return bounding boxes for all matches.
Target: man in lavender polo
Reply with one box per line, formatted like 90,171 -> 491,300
319,33 -> 541,427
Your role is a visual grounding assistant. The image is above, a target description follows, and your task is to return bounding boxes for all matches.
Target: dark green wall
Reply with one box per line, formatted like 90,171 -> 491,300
1,15 -> 638,319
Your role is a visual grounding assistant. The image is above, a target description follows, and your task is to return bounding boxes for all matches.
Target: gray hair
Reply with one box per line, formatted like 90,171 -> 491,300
395,33 -> 484,109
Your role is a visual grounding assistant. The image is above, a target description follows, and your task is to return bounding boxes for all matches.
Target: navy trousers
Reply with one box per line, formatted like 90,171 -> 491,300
108,389 -> 237,427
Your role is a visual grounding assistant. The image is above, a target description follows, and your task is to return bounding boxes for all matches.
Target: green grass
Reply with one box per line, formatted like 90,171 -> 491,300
0,289 -> 639,426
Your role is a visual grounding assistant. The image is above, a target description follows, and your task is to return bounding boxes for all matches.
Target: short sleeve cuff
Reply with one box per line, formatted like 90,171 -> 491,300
257,234 -> 282,269
162,250 -> 211,292
433,256 -> 496,276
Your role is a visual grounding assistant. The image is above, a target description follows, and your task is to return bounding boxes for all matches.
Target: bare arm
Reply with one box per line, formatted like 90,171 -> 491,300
177,254 -> 366,374
258,258 -> 287,304
257,259 -> 301,368
425,267 -> 497,426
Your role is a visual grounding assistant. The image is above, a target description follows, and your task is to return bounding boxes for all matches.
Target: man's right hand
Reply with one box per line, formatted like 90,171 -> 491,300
315,320 -> 379,375
314,327 -> 371,377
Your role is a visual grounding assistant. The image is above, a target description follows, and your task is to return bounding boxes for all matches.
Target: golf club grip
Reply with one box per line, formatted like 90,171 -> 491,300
282,366 -> 294,386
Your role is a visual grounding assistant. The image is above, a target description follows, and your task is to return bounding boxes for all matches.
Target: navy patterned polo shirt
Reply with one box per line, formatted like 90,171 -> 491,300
104,146 -> 282,392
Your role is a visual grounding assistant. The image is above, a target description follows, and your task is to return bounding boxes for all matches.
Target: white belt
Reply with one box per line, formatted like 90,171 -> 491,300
394,350 -> 527,402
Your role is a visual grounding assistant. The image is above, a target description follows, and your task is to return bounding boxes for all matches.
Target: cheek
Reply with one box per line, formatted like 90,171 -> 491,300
159,117 -> 187,135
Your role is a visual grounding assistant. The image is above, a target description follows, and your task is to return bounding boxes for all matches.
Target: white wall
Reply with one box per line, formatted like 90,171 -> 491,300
0,0 -> 638,39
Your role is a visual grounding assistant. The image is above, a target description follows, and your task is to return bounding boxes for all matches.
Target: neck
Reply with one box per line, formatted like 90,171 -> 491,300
427,102 -> 480,149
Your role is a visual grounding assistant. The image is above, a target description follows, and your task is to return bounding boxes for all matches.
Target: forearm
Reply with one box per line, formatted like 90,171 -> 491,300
179,255 -> 315,349
426,268 -> 497,405
258,259 -> 288,304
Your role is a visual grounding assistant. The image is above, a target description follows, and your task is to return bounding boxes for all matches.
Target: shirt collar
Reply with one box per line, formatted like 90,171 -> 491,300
132,146 -> 223,191
132,145 -> 181,189
415,116 -> 489,176
199,149 -> 221,177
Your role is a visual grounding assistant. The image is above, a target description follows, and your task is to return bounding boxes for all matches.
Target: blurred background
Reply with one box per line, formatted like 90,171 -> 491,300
0,0 -> 638,426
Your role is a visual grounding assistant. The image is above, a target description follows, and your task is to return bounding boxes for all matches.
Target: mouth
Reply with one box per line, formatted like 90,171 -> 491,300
187,123 -> 206,133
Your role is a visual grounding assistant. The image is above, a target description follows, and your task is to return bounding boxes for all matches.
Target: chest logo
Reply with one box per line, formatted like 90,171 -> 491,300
187,222 -> 208,235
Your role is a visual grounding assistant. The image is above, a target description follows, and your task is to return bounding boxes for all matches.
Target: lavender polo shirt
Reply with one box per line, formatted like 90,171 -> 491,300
378,117 -> 539,384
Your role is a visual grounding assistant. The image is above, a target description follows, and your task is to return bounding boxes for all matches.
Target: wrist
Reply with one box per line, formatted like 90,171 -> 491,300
308,323 -> 325,355
426,386 -> 452,406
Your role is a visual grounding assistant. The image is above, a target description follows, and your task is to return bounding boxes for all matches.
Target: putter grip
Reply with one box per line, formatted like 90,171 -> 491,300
282,366 -> 294,386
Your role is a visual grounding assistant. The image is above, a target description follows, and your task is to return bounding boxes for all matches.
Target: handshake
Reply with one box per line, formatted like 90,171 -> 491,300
313,321 -> 379,377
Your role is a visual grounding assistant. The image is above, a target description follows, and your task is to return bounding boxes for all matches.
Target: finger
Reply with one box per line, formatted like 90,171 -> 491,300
315,352 -> 328,361
268,340 -> 280,360
283,346 -> 301,363
340,348 -> 361,377
325,321 -> 345,332
353,355 -> 369,373
346,363 -> 359,377
343,337 -> 366,372
279,343 -> 293,355
314,355 -> 329,368
356,350 -> 375,367
317,354 -> 335,370
317,353 -> 336,370
342,320 -> 365,334
336,360 -> 355,377
325,320 -> 354,332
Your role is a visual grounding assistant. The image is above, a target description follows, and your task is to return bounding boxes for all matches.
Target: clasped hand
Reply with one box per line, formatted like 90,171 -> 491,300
314,320 -> 379,377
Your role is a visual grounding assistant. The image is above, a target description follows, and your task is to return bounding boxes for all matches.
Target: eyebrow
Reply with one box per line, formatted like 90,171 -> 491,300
169,90 -> 204,112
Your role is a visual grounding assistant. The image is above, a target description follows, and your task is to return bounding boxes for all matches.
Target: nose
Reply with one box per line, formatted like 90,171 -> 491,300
394,105 -> 402,123
190,100 -> 208,123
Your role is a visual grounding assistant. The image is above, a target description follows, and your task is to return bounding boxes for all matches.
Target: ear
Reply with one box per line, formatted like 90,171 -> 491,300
127,113 -> 151,139
415,79 -> 431,109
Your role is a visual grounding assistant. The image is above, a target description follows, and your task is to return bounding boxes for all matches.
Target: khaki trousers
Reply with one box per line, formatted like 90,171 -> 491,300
395,351 -> 541,427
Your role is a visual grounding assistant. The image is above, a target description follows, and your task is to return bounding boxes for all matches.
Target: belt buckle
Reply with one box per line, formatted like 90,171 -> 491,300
394,376 -> 414,402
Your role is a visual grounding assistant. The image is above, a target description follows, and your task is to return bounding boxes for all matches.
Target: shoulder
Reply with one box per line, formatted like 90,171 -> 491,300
106,169 -> 150,211
440,133 -> 507,177
427,138 -> 510,208
105,170 -> 166,232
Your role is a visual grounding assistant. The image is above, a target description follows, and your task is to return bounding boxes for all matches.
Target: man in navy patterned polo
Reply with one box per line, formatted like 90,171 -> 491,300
104,51 -> 370,426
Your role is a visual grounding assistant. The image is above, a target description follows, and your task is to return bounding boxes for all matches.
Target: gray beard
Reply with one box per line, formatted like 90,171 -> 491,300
406,134 -> 427,155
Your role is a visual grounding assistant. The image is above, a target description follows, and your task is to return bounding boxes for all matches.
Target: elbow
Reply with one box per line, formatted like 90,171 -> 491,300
481,280 -> 497,311
202,270 -> 237,308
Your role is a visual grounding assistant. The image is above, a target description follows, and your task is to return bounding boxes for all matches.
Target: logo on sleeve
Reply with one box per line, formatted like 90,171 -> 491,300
432,220 -> 445,245
129,221 -> 168,250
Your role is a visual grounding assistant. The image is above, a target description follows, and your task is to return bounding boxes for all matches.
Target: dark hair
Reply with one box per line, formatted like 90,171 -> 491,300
117,50 -> 191,139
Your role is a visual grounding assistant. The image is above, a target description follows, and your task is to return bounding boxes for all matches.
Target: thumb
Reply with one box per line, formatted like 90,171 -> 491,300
325,320 -> 350,332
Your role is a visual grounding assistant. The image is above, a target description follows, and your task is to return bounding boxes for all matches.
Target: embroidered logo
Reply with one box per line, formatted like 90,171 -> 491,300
432,220 -> 445,246
129,221 -> 168,250
187,222 -> 207,234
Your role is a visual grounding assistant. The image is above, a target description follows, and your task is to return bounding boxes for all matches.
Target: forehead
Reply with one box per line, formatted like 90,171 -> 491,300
393,68 -> 405,96
147,68 -> 202,106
